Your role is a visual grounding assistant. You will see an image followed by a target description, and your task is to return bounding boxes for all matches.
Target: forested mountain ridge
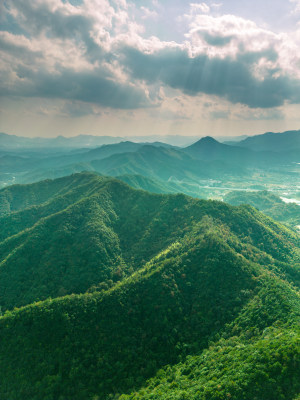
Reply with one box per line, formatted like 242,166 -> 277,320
0,172 -> 299,399
0,172 -> 299,310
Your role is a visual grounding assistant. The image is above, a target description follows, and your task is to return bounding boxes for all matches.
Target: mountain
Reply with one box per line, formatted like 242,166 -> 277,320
224,190 -> 300,229
0,132 -> 199,150
184,136 -> 263,164
0,142 -> 178,188
234,130 -> 300,152
90,145 -> 246,181
0,172 -> 299,399
3,171 -> 292,310
39,141 -> 173,169
184,136 -> 300,166
2,144 -> 247,193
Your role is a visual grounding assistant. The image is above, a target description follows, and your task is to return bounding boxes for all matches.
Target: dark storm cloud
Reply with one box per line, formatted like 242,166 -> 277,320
122,46 -> 300,108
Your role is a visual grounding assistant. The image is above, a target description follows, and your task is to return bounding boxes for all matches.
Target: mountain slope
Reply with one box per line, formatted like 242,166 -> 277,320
0,218 -> 299,399
0,172 -> 299,311
0,172 -> 105,216
0,172 -> 299,399
120,289 -> 299,400
90,145 -> 246,181
117,174 -> 177,194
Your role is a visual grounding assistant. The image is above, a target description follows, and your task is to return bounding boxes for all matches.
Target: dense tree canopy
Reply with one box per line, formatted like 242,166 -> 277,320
0,172 -> 299,399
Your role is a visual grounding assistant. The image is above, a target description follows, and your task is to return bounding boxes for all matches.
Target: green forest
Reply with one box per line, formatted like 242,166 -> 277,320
1,0 -> 300,394
225,190 -> 300,229
0,172 -> 299,399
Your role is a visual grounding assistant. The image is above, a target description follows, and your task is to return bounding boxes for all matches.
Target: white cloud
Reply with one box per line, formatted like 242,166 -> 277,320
141,6 -> 158,19
211,3 -> 222,9
290,0 -> 300,13
190,3 -> 210,14
185,13 -> 300,80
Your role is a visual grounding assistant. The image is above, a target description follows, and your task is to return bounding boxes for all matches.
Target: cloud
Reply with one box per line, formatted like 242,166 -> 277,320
186,14 -> 278,55
122,45 -> 300,108
0,0 -> 155,109
209,110 -> 230,119
140,6 -> 158,19
234,108 -> 285,121
201,32 -> 233,47
290,0 -> 300,13
211,3 -> 222,9
60,101 -> 103,117
1,0 -> 300,115
190,3 -> 210,14
0,32 -> 43,63
0,62 -> 152,108
2,0 -> 116,59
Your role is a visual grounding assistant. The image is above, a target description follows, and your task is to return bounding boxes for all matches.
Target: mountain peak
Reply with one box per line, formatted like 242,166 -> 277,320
201,136 -> 219,142
187,136 -> 221,149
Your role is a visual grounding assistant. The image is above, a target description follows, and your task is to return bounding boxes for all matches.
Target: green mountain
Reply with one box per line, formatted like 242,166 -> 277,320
184,136 -> 251,161
3,171 -> 294,310
90,145 -> 245,181
0,141 -> 142,174
234,130 -> 300,152
0,142 -> 247,191
34,141 -> 173,170
224,190 -> 300,228
0,172 -> 299,399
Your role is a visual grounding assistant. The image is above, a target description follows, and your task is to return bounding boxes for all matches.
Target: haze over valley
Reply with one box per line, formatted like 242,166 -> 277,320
1,130 -> 299,231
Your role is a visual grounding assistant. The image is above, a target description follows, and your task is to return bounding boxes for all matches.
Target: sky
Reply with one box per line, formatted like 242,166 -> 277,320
1,0 -> 300,138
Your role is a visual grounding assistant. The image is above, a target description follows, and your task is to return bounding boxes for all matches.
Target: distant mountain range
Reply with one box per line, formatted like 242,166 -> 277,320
184,135 -> 300,166
1,129 -> 300,152
0,140 -> 249,192
0,132 -> 249,150
0,132 -> 124,150
231,129 -> 300,152
1,130 -> 300,190
0,172 -> 299,399
0,129 -> 299,218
